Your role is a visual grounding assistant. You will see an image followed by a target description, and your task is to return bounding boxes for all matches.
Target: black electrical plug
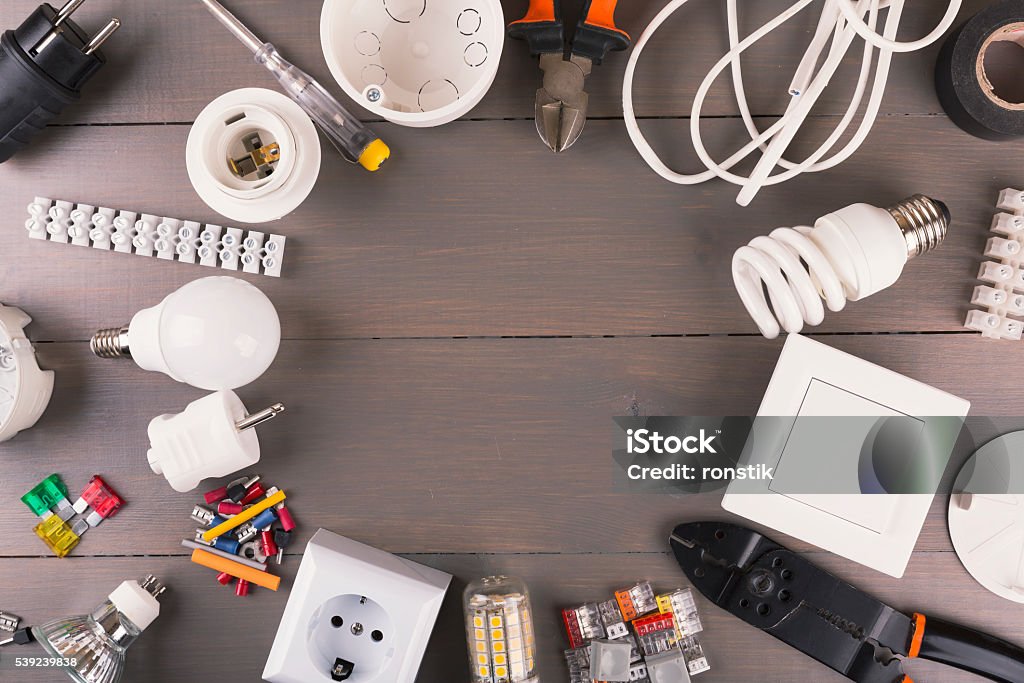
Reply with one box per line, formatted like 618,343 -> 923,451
0,0 -> 120,163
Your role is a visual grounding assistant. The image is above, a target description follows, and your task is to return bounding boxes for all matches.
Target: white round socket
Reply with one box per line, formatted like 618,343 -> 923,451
187,88 -> 322,223
321,0 -> 504,127
309,594 -> 395,682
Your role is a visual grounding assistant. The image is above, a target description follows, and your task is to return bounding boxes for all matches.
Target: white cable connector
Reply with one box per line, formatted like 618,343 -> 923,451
622,0 -> 963,206
147,391 -> 284,492
26,197 -> 286,277
965,189 -> 1024,340
733,195 -> 949,338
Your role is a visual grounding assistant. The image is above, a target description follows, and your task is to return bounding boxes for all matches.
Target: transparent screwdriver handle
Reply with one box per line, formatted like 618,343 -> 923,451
255,43 -> 389,172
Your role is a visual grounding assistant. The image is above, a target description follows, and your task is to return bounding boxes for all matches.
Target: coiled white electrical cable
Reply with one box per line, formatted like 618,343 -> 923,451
622,0 -> 962,206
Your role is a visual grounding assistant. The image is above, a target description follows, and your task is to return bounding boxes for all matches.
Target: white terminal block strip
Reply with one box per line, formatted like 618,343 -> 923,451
26,197 -> 286,277
966,189 -> 1024,340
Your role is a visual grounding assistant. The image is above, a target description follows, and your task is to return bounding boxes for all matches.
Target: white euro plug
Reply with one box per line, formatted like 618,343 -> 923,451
147,390 -> 284,492
733,195 -> 951,339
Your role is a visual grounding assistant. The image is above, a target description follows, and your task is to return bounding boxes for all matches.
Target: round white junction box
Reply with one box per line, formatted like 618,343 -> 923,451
186,88 -> 322,224
0,303 -> 54,444
948,431 -> 1024,603
321,0 -> 504,127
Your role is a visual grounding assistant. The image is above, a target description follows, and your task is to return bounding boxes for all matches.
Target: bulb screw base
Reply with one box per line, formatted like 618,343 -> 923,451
90,326 -> 130,358
887,194 -> 951,259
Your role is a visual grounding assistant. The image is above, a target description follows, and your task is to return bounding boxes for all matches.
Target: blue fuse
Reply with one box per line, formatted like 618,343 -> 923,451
250,508 -> 277,531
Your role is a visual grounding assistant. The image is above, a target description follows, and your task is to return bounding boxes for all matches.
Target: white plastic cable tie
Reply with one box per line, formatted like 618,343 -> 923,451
26,198 -> 286,277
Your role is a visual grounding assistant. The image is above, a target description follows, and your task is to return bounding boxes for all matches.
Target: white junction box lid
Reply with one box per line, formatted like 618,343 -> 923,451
263,528 -> 452,683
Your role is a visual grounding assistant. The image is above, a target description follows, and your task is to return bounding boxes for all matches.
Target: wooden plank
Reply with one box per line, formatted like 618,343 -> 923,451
0,1 -> 971,124
0,335 -> 1019,558
0,550 -> 1011,682
0,115 -> 1020,340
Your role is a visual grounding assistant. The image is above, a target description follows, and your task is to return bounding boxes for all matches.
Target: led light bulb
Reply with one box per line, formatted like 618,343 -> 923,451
464,576 -> 539,683
90,276 -> 281,390
733,195 -> 951,339
147,390 -> 284,492
32,575 -> 166,683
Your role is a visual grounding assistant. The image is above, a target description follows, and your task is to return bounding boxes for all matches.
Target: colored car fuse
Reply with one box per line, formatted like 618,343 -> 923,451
240,480 -> 266,505
562,603 -> 606,649
33,514 -> 80,558
260,529 -> 278,558
0,611 -> 20,632
615,581 -> 658,622
235,578 -> 250,597
633,612 -> 678,658
218,501 -> 244,515
21,474 -> 74,521
464,576 -> 538,683
217,571 -> 234,586
71,475 -> 125,526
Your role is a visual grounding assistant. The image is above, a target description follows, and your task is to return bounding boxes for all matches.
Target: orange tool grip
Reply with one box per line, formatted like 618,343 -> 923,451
908,613 -> 927,658
190,548 -> 282,591
583,0 -> 628,37
513,0 -> 557,25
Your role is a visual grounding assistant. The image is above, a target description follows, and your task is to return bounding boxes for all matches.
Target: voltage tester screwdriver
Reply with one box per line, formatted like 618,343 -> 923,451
199,0 -> 390,172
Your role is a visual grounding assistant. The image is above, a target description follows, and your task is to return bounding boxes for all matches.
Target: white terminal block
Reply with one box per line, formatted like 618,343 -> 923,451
966,188 -> 1024,340
0,303 -> 54,444
147,390 -> 283,492
263,529 -> 451,683
26,198 -> 286,277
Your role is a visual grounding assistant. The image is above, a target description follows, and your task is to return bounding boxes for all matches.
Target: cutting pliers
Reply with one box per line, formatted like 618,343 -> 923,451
508,0 -> 630,152
671,522 -> 1024,683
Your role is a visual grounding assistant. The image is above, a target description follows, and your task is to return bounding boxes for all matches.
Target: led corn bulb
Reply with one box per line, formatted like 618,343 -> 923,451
464,576 -> 539,683
733,195 -> 951,339
147,391 -> 284,492
90,276 -> 281,391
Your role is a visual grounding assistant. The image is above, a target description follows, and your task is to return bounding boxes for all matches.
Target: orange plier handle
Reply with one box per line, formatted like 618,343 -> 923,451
508,0 -> 631,64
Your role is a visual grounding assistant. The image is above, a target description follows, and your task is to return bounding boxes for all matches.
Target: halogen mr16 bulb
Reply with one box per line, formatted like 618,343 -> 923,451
733,194 -> 951,339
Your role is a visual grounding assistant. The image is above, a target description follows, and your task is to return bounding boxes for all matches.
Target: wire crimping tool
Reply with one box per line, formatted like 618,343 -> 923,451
508,0 -> 630,153
671,521 -> 1024,682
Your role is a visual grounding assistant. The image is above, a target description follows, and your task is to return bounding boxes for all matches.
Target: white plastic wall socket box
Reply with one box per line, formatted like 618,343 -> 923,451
147,391 -> 260,493
966,188 -> 1024,339
321,0 -> 504,127
263,528 -> 452,683
0,303 -> 54,443
722,334 -> 970,578
26,197 -> 286,277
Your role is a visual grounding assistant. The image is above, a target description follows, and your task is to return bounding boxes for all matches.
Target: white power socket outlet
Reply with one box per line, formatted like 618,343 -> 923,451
263,528 -> 452,683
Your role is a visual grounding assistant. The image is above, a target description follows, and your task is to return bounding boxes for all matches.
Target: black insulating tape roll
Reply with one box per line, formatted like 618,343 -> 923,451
936,0 -> 1024,140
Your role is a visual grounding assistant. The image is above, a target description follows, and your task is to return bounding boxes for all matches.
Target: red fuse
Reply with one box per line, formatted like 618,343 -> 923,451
261,529 -> 278,557
240,481 -> 267,505
72,476 -> 124,527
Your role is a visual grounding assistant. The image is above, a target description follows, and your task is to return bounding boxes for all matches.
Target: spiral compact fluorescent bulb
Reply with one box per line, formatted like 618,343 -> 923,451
733,194 -> 950,339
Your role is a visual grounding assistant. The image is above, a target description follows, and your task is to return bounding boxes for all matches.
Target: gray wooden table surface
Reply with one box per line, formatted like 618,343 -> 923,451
1,0 -> 1022,681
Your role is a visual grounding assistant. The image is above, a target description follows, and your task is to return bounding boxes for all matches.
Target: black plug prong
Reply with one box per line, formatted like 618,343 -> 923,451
83,17 -> 120,55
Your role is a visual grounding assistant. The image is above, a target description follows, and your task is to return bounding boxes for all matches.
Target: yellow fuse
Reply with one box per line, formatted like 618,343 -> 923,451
34,515 -> 80,558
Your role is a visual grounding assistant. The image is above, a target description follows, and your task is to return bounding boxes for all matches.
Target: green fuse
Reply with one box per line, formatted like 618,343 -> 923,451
21,474 -> 74,520
33,515 -> 80,558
